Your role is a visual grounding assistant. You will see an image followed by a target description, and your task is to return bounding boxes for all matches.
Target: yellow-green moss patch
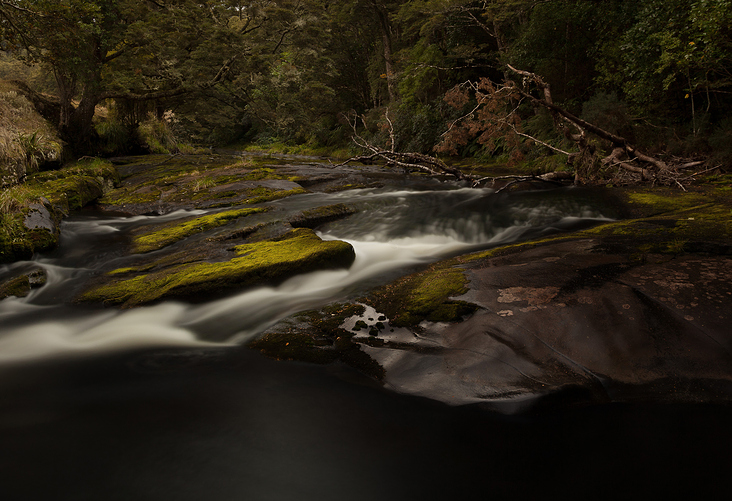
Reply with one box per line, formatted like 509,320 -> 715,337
1,159 -> 118,262
133,207 -> 268,253
79,228 -> 355,307
243,186 -> 307,204
368,264 -> 477,327
623,190 -> 710,215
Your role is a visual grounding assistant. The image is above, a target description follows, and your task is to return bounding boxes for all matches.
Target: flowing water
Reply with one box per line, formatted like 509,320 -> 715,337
0,181 -> 613,359
0,179 -> 728,499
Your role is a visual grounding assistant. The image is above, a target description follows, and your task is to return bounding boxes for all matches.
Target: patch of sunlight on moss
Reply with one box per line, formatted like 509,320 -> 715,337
133,207 -> 268,253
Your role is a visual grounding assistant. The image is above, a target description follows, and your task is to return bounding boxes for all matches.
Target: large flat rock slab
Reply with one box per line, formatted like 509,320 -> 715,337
356,239 -> 732,408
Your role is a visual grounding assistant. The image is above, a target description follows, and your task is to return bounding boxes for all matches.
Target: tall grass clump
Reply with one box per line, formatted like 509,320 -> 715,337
138,117 -> 180,154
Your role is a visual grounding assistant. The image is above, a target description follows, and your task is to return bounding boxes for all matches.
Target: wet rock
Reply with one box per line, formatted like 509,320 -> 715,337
362,240 -> 731,408
257,187 -> 732,411
27,268 -> 47,288
289,203 -> 357,229
23,202 -> 55,232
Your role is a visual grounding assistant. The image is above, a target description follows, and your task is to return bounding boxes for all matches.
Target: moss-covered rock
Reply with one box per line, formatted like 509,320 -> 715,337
98,154 -> 308,214
367,264 -> 478,328
0,159 -> 119,263
29,158 -> 119,213
78,228 -> 355,307
0,274 -> 30,299
249,302 -> 385,379
455,186 -> 732,265
0,267 -> 45,300
133,207 -> 268,253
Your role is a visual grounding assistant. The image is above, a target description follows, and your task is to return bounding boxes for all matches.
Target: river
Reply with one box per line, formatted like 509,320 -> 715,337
0,178 -> 728,499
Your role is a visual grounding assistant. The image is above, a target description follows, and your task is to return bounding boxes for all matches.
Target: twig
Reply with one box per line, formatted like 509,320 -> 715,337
681,165 -> 719,181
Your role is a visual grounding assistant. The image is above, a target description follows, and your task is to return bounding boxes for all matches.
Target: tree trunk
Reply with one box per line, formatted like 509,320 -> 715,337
62,93 -> 100,157
373,3 -> 397,103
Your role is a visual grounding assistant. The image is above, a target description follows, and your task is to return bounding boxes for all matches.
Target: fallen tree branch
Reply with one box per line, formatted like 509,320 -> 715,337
337,108 -> 578,190
472,172 -> 574,192
336,110 -> 473,181
503,65 -> 689,182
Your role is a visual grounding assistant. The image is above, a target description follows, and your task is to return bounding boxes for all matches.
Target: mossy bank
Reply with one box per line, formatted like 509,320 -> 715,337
1,158 -> 119,263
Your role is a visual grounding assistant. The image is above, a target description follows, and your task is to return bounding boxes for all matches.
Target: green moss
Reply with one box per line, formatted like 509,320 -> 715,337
623,190 -> 710,215
241,167 -> 288,181
461,186 -> 731,261
1,159 -> 116,263
324,183 -> 373,193
572,188 -> 731,255
26,159 -> 118,213
44,176 -> 105,211
239,142 -> 356,160
701,174 -> 732,192
0,213 -> 25,263
459,235 -> 572,264
99,155 -> 232,207
79,228 -> 355,307
133,207 -> 267,253
107,265 -> 154,275
242,187 -> 307,204
26,227 -> 57,252
99,186 -> 161,206
368,264 -> 477,327
98,154 -> 307,211
0,274 -> 30,299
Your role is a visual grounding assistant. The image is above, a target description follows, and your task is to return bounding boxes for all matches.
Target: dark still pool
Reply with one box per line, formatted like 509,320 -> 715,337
0,348 -> 729,500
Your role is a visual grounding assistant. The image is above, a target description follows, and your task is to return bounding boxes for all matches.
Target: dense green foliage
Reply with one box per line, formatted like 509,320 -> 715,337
1,0 -> 730,164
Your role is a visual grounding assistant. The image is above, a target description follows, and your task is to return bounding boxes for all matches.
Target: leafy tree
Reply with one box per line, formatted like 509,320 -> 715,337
617,0 -> 732,130
0,0 -> 247,154
231,0 -> 341,143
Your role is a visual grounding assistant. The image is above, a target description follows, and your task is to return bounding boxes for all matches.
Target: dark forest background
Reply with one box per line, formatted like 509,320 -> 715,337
1,1 -> 731,171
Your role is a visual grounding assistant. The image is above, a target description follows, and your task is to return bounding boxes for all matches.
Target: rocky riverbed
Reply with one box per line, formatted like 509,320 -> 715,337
1,152 -> 731,412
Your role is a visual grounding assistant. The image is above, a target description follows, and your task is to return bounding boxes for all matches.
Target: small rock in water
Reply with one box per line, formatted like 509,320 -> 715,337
28,268 -> 47,288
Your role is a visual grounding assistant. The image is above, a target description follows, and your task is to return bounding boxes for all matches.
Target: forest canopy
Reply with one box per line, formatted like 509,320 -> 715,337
1,0 -> 731,175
